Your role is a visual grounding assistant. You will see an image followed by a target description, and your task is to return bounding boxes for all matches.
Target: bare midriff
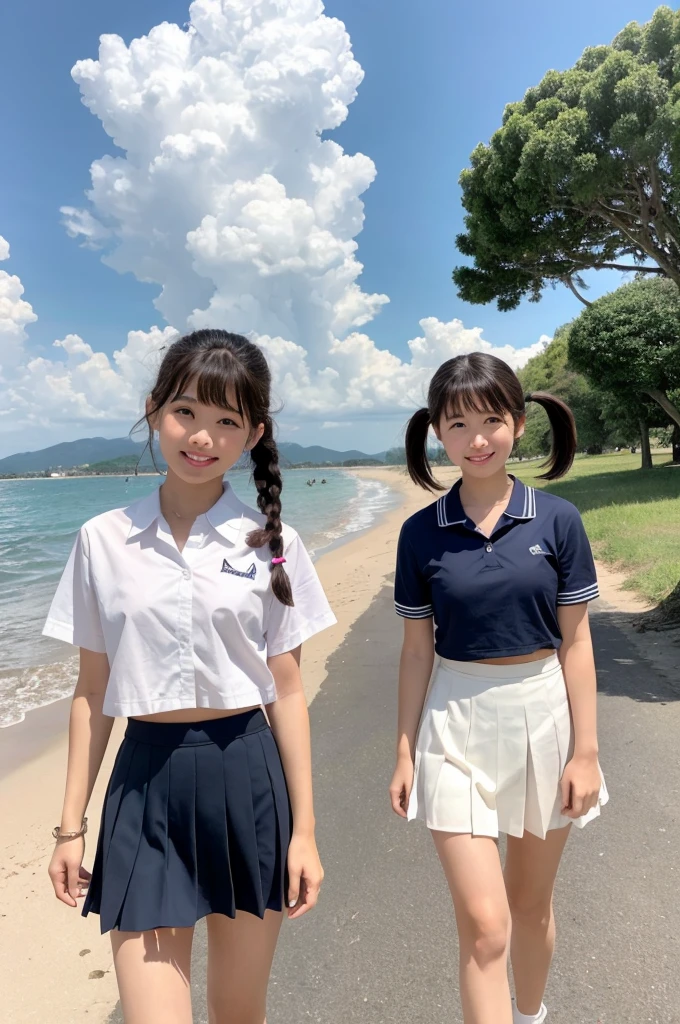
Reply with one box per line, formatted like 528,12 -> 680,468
474,648 -> 556,666
131,704 -> 262,724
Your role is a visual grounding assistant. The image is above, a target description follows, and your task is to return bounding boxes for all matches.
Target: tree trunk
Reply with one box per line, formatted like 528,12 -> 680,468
642,388 -> 680,429
640,419 -> 653,470
673,424 -> 680,465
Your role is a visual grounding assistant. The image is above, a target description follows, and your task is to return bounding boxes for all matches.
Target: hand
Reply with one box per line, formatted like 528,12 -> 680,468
48,836 -> 92,908
389,756 -> 414,818
560,753 -> 601,819
286,833 -> 323,920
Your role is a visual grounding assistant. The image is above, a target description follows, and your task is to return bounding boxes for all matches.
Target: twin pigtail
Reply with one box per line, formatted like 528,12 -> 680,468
523,391 -> 576,480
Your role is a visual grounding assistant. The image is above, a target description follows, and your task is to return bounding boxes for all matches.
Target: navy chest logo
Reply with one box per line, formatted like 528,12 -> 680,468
221,558 -> 256,580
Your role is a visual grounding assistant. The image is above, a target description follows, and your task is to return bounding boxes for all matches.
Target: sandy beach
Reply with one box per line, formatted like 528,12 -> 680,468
0,465 -> 657,1024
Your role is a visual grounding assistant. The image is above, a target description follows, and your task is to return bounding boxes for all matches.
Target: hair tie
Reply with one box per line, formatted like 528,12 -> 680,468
271,557 -> 286,565
524,392 -> 534,403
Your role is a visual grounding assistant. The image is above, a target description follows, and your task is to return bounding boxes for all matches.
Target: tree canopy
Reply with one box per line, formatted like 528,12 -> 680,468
453,6 -> 680,311
568,276 -> 680,427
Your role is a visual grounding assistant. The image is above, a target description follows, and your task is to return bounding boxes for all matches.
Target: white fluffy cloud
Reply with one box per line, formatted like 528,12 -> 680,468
0,237 -> 39,376
2,2 -> 548,448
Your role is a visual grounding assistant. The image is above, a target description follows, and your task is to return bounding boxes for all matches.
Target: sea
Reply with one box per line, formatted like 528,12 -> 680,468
0,469 -> 397,728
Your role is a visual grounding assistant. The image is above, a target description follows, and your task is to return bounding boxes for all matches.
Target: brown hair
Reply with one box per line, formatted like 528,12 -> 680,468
405,352 -> 576,490
135,328 -> 293,606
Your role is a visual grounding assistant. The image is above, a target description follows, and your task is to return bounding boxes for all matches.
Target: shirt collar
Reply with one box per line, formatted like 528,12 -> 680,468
126,481 -> 246,542
436,475 -> 536,528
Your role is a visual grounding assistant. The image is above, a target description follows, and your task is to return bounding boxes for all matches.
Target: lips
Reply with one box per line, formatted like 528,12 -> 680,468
465,452 -> 495,465
181,451 -> 219,467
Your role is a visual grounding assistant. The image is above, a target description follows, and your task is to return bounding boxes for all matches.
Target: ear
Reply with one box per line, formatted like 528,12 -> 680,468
145,396 -> 159,431
432,420 -> 442,442
514,413 -> 526,440
245,422 -> 266,452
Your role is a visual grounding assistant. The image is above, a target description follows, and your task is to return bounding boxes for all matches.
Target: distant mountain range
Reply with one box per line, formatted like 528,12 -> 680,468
0,436 -> 388,475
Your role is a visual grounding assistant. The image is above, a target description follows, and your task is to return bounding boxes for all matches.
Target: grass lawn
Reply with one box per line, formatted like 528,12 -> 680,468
512,452 -> 680,605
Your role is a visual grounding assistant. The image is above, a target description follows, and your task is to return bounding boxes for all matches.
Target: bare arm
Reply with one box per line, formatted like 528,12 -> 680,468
49,648 -> 113,907
557,603 -> 598,758
557,603 -> 601,817
389,618 -> 435,818
266,647 -> 323,917
396,618 -> 435,762
60,649 -> 114,830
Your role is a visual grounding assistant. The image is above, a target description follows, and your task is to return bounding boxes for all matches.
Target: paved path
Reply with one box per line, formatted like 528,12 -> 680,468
108,589 -> 680,1024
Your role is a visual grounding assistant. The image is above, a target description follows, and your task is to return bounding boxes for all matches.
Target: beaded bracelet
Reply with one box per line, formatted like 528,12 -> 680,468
52,817 -> 88,840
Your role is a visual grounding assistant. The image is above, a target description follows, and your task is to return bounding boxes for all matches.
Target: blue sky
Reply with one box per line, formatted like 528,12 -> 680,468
0,0 -> 670,455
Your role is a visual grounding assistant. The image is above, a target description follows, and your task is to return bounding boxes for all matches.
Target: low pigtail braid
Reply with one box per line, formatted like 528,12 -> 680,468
246,420 -> 294,606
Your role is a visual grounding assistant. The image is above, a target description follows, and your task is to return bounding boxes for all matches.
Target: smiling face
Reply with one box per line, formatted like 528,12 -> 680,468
151,379 -> 264,486
434,403 -> 525,479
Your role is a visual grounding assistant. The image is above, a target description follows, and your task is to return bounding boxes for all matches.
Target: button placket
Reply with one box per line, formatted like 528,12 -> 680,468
178,563 -> 195,700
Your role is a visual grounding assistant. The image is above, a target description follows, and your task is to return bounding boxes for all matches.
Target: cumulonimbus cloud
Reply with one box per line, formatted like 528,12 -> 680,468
2,1 -> 546,448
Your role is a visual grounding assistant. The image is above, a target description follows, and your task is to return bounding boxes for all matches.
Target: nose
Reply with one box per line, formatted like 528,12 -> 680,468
188,429 -> 213,449
470,434 -> 488,449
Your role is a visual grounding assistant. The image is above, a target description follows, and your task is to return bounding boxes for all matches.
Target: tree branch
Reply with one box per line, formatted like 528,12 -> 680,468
642,388 -> 680,429
562,276 -> 592,306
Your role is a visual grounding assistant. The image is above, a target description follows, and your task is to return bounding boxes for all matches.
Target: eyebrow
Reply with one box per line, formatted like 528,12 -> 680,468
172,393 -> 243,417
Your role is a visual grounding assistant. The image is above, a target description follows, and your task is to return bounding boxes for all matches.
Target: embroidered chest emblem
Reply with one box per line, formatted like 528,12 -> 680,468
221,558 -> 257,580
529,544 -> 549,556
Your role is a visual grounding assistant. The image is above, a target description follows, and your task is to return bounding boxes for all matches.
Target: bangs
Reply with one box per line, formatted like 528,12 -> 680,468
443,378 -> 515,420
170,348 -> 253,420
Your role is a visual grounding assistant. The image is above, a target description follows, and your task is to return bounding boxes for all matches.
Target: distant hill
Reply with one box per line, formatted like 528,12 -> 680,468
0,436 -> 387,475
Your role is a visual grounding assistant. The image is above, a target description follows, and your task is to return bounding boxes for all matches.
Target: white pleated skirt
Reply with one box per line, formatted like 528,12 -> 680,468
407,654 -> 608,839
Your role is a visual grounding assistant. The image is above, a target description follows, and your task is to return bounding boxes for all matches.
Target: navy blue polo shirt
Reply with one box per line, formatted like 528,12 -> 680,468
394,477 -> 599,661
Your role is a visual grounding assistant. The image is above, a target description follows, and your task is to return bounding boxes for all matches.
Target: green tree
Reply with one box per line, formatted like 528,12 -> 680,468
568,277 -> 680,434
453,6 -> 680,311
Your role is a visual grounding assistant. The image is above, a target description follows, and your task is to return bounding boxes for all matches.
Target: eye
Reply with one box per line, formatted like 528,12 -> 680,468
449,421 -> 465,429
219,417 -> 239,427
175,407 -> 193,417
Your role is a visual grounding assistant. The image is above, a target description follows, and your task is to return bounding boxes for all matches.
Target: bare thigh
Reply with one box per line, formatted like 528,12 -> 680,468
431,831 -> 510,947
206,910 -> 284,1024
504,825 -> 571,915
111,926 -> 194,1024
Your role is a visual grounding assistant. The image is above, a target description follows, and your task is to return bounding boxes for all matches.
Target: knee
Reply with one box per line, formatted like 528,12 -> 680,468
459,902 -> 510,968
208,996 -> 265,1024
506,888 -> 553,930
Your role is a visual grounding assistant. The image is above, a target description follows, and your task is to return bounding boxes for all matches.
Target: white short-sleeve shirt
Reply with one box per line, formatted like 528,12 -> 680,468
43,483 -> 337,717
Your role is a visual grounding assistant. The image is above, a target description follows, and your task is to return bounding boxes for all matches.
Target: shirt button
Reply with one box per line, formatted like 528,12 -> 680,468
182,570 -> 190,579
486,544 -> 493,553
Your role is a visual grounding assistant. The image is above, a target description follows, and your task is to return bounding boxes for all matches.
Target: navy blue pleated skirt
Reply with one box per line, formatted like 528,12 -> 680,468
83,709 -> 291,934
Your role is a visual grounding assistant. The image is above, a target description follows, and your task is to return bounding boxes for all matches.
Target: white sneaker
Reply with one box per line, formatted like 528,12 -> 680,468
512,999 -> 547,1024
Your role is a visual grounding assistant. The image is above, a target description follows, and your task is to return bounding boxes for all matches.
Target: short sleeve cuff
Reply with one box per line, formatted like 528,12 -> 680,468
395,602 -> 434,619
556,583 -> 599,606
266,609 -> 337,657
42,617 -> 107,653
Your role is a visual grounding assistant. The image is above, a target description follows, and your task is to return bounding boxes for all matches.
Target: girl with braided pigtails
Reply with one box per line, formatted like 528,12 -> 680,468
44,329 -> 336,1024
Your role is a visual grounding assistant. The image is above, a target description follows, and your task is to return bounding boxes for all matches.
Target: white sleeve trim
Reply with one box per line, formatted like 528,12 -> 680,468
395,602 -> 434,619
557,583 -> 599,605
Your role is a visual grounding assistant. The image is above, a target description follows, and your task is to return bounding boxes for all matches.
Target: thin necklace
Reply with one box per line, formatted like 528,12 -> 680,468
160,492 -> 219,521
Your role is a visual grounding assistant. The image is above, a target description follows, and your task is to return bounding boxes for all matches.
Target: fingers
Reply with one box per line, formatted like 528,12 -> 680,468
287,864 -> 301,912
389,784 -> 408,818
49,861 -> 77,908
288,869 -> 323,920
560,775 -> 572,816
67,859 -> 84,903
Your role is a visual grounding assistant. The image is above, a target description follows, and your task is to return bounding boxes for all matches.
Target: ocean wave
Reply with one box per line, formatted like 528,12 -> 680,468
0,657 -> 79,728
306,476 -> 398,555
